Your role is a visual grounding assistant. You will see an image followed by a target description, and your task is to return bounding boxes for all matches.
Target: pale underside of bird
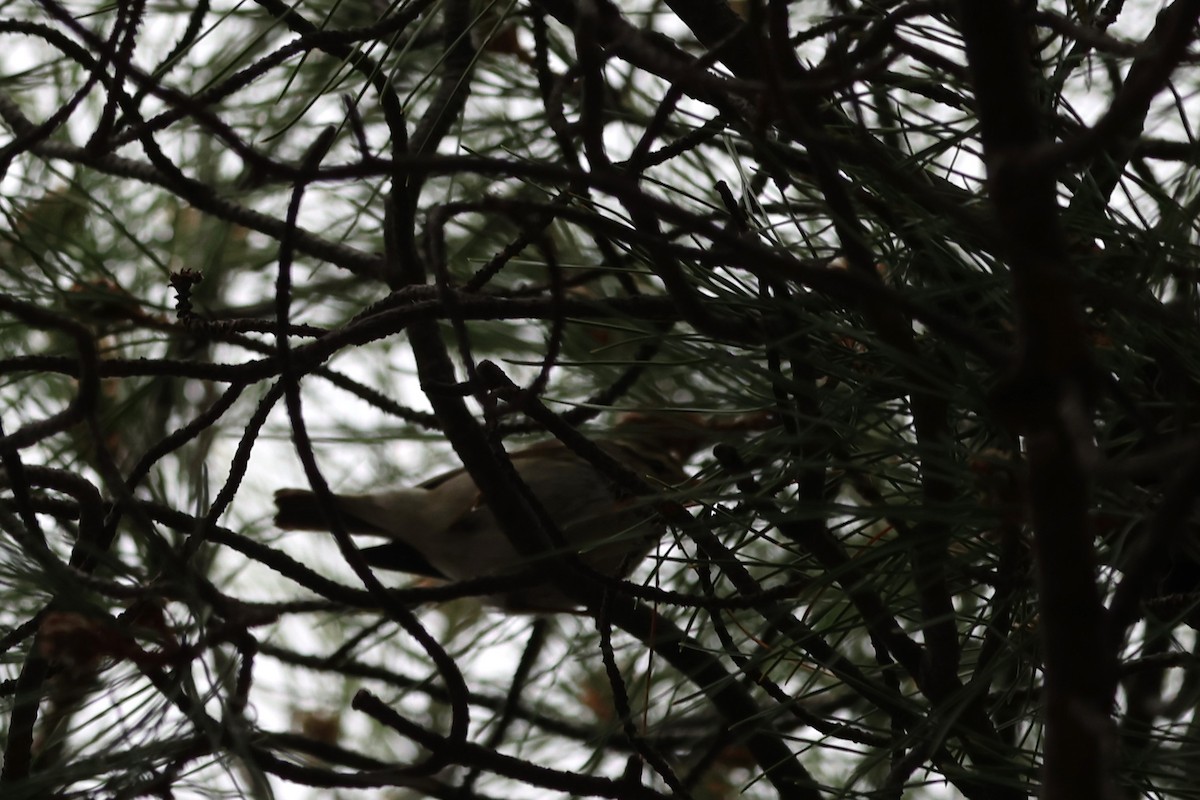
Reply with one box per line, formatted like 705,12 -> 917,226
274,438 -> 689,612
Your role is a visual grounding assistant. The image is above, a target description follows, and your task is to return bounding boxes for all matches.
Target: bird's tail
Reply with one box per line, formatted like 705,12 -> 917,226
273,489 -> 385,533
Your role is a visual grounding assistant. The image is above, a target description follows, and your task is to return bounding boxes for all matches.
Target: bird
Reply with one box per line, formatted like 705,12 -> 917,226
274,416 -> 702,612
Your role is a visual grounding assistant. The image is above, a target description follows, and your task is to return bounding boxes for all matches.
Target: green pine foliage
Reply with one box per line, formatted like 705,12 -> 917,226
1,2 -> 1199,798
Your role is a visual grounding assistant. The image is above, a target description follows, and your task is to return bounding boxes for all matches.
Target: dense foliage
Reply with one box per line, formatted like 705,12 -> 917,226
2,2 -> 1200,798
